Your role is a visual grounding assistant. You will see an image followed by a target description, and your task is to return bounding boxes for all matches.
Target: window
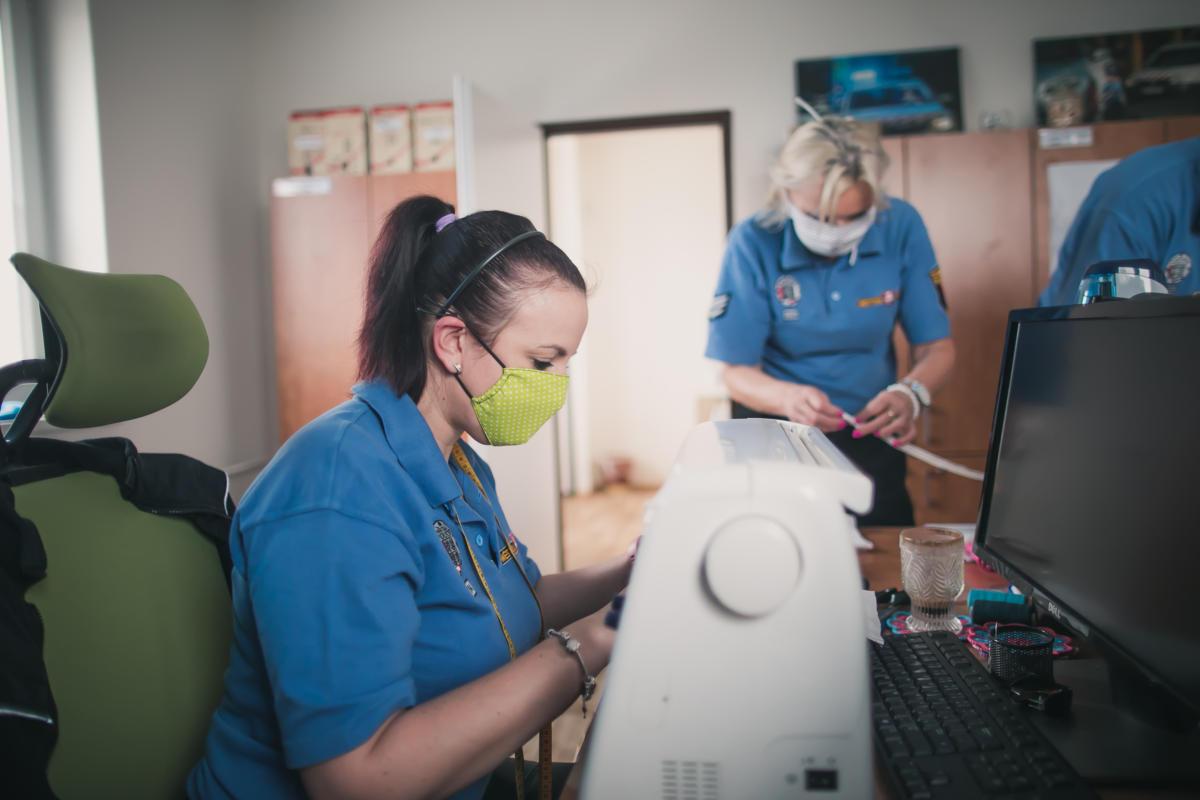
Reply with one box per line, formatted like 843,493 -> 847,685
0,0 -> 39,368
1,9 -> 20,366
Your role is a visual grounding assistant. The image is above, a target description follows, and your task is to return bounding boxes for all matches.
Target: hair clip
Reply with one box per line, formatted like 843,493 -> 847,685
435,213 -> 457,233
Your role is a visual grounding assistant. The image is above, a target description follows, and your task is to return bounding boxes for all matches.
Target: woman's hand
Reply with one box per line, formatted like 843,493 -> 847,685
781,384 -> 846,432
854,388 -> 917,446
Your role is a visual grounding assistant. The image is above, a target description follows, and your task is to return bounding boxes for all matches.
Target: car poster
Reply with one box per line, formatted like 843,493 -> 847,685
794,47 -> 963,136
1034,26 -> 1200,128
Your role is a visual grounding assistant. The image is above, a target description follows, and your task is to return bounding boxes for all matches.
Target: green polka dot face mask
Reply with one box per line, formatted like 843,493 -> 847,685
467,363 -> 569,446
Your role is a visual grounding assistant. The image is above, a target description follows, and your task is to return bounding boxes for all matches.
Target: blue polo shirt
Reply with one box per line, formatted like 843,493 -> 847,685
705,198 -> 950,415
1039,137 -> 1200,306
188,381 -> 542,800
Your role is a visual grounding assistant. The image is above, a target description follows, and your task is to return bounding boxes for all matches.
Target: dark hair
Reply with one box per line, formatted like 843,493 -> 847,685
358,195 -> 585,401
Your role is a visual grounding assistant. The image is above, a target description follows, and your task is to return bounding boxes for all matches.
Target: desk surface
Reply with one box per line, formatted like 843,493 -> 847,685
560,529 -> 1167,800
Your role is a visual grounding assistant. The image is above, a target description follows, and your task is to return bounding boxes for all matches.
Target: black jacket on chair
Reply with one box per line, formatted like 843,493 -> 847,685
0,437 -> 234,799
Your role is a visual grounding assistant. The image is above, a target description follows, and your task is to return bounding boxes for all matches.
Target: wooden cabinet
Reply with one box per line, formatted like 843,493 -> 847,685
906,455 -> 988,525
270,173 -> 456,442
270,176 -> 370,443
368,172 -> 457,242
892,115 -> 1200,525
892,130 -> 1033,525
1032,119 -> 1165,291
907,129 -> 1035,456
1166,116 -> 1200,141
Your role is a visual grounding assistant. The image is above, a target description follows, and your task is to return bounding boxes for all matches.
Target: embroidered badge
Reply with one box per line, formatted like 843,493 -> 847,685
500,532 -> 521,564
1165,253 -> 1192,285
434,519 -> 477,597
774,275 -> 802,307
708,293 -> 730,320
434,520 -> 460,566
930,265 -> 948,309
857,289 -> 900,308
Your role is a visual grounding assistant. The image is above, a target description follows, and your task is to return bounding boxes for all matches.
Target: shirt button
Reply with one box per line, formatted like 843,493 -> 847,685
831,290 -> 842,301
476,535 -> 485,547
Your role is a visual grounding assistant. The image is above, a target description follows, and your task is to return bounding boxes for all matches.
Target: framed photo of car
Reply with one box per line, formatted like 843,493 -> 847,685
1034,26 -> 1200,127
794,47 -> 963,136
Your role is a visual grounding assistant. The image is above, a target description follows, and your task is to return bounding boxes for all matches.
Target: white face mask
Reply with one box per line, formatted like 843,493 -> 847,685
789,204 -> 876,258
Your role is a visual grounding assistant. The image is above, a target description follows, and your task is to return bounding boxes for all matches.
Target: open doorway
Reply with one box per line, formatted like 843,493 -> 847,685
543,112 -> 732,571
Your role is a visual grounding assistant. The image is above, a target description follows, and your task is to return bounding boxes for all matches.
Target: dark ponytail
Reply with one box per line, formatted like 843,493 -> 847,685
358,195 -> 584,401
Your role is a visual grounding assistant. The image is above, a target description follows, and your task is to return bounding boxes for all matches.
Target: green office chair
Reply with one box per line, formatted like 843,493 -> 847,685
0,253 -> 232,798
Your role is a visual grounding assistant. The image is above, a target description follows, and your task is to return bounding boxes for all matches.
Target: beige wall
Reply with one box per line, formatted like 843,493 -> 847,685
41,0 -> 271,477
549,125 -> 727,488
24,0 -> 1200,526
245,0 -> 1200,228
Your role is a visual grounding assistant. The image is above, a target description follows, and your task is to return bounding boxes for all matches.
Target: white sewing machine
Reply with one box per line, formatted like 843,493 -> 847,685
579,419 -> 874,799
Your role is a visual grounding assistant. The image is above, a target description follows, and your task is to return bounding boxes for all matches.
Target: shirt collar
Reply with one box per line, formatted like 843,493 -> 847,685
779,213 -> 884,271
353,380 -> 461,509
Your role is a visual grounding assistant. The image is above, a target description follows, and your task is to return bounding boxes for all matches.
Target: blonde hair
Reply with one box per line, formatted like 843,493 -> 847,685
762,116 -> 890,227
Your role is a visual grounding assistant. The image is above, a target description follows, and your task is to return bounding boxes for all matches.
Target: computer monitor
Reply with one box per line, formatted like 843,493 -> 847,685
974,295 -> 1200,782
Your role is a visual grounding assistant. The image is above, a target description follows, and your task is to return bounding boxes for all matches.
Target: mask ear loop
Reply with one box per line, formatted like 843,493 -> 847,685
449,324 -> 508,404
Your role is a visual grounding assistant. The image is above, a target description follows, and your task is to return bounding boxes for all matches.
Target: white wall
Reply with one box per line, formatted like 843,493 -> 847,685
27,0 -> 1200,492
245,0 -> 1200,228
56,0 -> 274,474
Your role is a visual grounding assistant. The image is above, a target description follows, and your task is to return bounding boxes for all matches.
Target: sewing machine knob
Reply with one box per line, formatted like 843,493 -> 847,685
704,516 -> 801,617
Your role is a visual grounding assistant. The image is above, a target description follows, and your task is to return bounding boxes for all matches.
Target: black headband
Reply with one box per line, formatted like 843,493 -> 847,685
432,229 -> 544,317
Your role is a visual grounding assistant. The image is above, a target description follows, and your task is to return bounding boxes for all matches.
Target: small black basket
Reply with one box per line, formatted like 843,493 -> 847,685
988,624 -> 1054,683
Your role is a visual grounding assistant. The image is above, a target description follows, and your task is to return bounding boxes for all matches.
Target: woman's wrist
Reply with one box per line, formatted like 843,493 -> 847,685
565,609 -> 614,671
885,383 -> 921,419
546,628 -> 598,716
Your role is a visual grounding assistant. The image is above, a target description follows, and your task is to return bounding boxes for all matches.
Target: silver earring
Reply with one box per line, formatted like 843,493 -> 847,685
453,363 -> 462,374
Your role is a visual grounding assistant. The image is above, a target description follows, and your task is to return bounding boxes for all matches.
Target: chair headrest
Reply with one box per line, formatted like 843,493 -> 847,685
10,253 -> 208,428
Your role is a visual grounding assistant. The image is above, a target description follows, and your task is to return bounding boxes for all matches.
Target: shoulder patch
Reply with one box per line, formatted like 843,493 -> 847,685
708,292 -> 731,320
930,266 -> 948,309
1165,253 -> 1192,286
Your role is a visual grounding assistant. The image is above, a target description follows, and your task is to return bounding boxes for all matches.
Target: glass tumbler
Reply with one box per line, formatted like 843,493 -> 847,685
900,526 -> 965,633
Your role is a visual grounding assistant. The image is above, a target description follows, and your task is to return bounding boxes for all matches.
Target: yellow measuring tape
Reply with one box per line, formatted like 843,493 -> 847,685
450,444 -> 554,800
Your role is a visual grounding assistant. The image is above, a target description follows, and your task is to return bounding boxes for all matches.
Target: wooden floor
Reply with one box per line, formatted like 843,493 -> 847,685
523,485 -> 658,763
562,484 -> 656,571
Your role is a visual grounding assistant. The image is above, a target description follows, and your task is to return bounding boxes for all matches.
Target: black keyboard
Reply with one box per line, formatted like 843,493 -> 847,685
872,631 -> 1096,799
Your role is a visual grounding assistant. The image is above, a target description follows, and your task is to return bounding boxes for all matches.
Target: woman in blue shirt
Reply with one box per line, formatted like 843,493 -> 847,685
190,196 -> 628,799
706,116 -> 956,525
1038,137 -> 1200,306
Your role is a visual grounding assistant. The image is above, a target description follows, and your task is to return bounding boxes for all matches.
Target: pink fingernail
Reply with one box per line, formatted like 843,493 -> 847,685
889,438 -> 898,446
838,420 -> 847,430
852,430 -> 863,439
